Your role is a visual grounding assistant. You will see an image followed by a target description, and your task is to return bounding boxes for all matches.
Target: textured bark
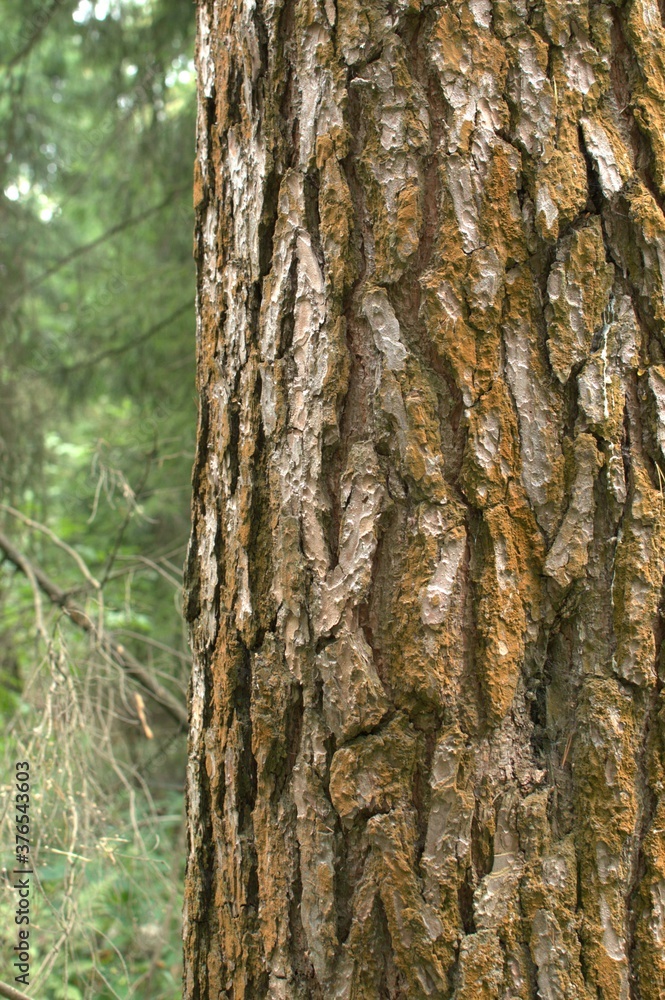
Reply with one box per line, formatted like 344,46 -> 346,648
184,0 -> 665,997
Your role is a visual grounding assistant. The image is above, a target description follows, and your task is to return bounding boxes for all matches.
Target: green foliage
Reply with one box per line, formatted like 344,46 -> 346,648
0,1 -> 195,996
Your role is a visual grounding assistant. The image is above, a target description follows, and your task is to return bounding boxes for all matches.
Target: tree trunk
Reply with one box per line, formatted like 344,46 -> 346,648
183,0 -> 665,997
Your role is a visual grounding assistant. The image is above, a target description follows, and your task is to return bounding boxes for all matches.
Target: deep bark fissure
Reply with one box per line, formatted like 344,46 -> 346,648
625,577 -> 665,999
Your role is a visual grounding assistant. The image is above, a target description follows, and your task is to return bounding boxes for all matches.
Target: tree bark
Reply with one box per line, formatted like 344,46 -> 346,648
184,0 -> 665,997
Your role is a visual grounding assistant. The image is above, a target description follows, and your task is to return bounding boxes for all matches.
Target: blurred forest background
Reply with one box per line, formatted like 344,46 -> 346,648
0,1 -> 195,996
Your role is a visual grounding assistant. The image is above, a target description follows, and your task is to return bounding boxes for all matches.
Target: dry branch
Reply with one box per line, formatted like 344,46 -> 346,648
0,980 -> 35,1000
0,530 -> 187,729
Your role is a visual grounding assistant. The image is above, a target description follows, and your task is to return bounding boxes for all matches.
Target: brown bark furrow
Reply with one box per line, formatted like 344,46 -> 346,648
185,0 -> 665,996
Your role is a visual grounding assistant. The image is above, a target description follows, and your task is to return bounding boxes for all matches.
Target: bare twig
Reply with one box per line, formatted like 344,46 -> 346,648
0,504 -> 100,589
115,629 -> 191,663
98,451 -> 155,588
1,529 -> 49,645
561,730 -> 574,768
118,554 -> 183,591
0,980 -> 36,1000
0,530 -> 187,729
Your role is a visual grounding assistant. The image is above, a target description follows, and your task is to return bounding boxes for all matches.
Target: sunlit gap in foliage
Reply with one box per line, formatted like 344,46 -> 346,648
72,0 -> 151,25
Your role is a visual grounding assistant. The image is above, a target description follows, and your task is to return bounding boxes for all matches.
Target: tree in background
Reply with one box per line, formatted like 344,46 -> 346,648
185,0 -> 665,997
0,2 -> 195,997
